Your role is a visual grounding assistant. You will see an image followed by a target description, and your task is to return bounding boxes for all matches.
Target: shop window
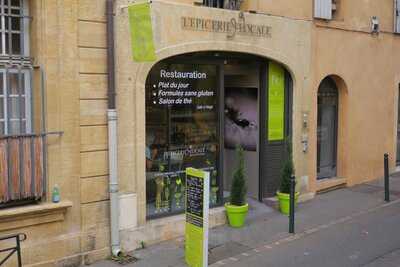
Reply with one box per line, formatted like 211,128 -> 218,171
145,61 -> 221,218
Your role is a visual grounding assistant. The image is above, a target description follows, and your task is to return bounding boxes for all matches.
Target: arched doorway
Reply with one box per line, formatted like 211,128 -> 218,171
317,77 -> 339,179
144,51 -> 293,219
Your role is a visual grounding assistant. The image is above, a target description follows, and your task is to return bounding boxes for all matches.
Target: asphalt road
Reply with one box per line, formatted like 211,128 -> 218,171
223,201 -> 400,267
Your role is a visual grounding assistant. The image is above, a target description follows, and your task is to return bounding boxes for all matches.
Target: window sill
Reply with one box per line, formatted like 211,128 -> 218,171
0,201 -> 72,231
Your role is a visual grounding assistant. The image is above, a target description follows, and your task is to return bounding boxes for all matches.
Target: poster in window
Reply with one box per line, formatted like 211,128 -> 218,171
268,62 -> 285,141
224,87 -> 258,151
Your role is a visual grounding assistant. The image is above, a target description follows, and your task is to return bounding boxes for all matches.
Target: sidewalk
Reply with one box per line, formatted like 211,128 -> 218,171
91,173 -> 400,267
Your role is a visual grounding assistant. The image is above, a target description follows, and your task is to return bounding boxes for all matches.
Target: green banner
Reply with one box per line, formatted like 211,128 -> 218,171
268,62 -> 285,141
185,168 -> 209,267
128,3 -> 156,62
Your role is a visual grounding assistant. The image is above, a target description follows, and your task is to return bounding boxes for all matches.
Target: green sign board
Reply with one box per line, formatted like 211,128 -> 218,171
185,168 -> 209,267
128,2 -> 156,62
268,62 -> 285,141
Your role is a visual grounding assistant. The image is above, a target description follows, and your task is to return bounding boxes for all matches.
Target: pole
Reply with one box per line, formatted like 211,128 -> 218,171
384,153 -> 390,202
16,235 -> 22,267
289,175 -> 295,234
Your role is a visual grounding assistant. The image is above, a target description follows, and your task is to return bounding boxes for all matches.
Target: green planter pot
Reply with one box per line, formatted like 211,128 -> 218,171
225,203 -> 249,228
277,191 -> 300,215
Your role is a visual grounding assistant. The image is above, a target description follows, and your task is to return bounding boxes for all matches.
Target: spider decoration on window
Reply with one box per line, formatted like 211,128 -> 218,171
225,104 -> 257,130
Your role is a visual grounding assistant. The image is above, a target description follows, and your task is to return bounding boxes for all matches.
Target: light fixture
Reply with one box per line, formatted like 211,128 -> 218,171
371,16 -> 379,34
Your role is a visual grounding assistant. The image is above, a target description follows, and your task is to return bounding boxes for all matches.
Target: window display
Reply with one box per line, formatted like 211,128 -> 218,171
145,61 -> 220,218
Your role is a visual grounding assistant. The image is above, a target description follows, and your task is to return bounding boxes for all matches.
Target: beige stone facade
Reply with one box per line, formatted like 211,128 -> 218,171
0,0 -> 399,266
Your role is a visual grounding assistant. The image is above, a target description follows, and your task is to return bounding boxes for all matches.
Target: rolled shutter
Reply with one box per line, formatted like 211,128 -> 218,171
314,0 -> 332,20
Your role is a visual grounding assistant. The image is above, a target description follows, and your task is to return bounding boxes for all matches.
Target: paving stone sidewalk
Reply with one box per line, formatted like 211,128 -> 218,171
90,173 -> 400,267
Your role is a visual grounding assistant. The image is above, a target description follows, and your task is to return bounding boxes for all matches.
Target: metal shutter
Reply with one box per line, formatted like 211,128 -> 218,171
396,0 -> 400,33
260,64 -> 293,199
314,0 -> 332,20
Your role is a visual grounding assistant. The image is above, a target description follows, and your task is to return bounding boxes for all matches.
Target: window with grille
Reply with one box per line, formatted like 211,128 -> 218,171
202,0 -> 242,10
0,0 -> 31,136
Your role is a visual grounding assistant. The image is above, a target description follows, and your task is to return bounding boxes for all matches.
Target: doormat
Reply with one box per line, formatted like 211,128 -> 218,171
111,253 -> 138,265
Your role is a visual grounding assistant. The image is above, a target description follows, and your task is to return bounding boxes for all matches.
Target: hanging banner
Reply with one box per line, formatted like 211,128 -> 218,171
185,168 -> 209,267
268,61 -> 285,141
128,2 -> 156,62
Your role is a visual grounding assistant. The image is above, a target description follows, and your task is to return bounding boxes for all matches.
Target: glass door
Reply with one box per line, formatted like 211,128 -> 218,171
317,77 -> 338,179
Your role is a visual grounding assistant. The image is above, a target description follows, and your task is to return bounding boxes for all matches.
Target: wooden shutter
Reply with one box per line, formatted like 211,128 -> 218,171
314,0 -> 332,20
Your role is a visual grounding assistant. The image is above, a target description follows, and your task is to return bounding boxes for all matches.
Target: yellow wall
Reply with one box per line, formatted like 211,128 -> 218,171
0,0 -> 399,266
309,27 -> 400,191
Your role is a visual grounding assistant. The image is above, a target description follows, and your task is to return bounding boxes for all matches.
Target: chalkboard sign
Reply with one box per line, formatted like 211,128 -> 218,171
185,168 -> 209,267
186,174 -> 204,218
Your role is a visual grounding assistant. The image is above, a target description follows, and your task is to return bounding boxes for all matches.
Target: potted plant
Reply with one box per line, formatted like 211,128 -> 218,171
277,139 -> 299,215
225,146 -> 248,228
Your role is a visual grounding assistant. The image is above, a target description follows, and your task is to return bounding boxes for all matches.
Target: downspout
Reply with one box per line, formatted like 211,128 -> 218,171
106,0 -> 121,257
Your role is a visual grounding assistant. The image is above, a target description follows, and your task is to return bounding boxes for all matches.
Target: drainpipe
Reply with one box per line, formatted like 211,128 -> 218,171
106,0 -> 121,257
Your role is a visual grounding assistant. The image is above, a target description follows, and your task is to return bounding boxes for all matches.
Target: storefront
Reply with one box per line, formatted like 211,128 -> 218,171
144,52 -> 293,218
115,0 -> 312,248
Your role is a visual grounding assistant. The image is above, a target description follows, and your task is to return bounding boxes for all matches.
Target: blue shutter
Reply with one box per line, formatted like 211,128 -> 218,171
314,0 -> 332,20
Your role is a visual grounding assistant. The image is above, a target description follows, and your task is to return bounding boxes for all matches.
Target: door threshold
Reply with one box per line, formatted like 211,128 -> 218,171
316,177 -> 347,193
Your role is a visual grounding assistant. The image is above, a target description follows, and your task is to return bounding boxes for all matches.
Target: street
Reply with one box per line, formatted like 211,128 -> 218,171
212,199 -> 400,267
92,175 -> 400,267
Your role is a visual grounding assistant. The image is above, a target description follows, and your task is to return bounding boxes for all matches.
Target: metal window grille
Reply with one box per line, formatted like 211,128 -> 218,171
0,0 -> 60,207
203,0 -> 242,10
0,0 -> 31,136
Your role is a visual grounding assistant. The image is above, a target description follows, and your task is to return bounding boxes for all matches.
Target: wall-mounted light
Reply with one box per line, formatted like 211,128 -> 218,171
371,16 -> 380,34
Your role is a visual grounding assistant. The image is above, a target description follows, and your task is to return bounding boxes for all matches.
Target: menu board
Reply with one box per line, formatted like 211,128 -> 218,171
185,168 -> 209,267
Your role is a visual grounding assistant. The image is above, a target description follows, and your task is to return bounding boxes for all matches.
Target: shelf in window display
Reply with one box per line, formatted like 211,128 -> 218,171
146,166 -> 216,179
170,111 -> 216,119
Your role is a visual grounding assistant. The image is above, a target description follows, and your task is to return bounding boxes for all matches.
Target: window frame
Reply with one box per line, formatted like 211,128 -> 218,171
0,68 -> 32,135
0,0 -> 32,136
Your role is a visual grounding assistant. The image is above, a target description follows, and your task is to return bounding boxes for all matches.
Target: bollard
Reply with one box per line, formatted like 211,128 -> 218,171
289,175 -> 296,234
384,153 -> 390,202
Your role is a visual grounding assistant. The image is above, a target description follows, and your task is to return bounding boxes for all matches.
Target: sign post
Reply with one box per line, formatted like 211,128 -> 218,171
185,168 -> 209,267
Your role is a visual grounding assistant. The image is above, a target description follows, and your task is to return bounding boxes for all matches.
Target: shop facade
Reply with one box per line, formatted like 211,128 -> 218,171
115,0 -> 400,252
0,0 -> 399,266
115,0 -> 312,250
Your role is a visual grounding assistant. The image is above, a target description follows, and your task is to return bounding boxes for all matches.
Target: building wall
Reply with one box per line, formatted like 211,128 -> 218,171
308,25 -> 400,192
0,0 -> 111,266
114,0 -> 313,250
10,0 -> 83,266
0,0 -> 398,266
307,0 -> 400,192
78,0 -> 111,263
